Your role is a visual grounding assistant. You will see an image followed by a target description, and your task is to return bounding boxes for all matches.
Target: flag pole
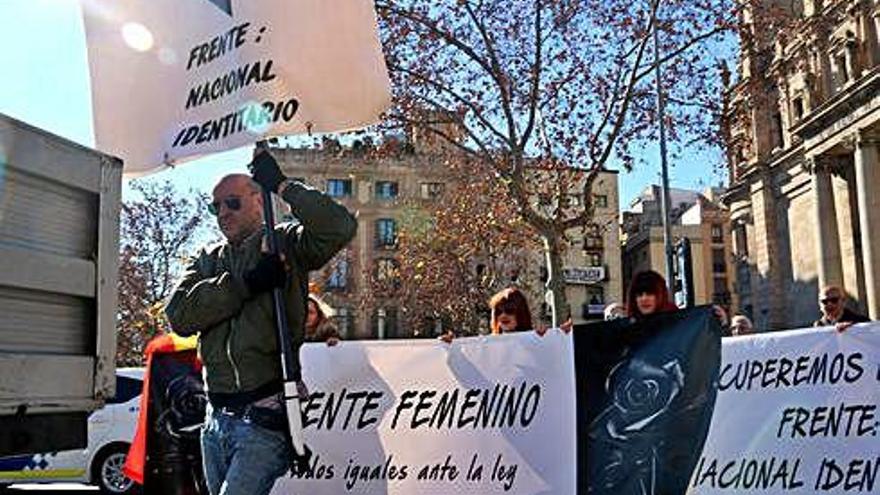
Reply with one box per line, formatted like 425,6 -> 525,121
253,140 -> 308,461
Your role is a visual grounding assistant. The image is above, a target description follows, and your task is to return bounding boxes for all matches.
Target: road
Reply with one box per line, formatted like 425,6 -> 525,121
1,484 -> 97,493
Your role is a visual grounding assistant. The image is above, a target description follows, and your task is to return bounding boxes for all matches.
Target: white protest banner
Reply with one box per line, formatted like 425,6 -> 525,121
82,0 -> 390,175
272,331 -> 576,494
689,324 -> 880,494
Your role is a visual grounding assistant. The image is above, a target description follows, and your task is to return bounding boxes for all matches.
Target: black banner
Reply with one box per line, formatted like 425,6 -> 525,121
575,306 -> 721,494
144,350 -> 207,495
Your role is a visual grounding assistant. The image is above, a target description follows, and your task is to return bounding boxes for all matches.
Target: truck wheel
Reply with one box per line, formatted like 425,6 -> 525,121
91,444 -> 140,494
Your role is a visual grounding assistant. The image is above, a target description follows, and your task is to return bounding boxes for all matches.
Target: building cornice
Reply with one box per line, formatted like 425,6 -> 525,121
792,66 -> 880,139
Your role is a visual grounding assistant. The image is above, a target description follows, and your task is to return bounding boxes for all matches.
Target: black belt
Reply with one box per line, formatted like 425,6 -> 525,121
208,380 -> 282,409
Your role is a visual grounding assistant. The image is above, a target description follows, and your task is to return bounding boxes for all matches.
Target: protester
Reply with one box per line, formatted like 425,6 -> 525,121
439,287 -> 571,342
603,302 -> 627,321
164,151 -> 357,495
813,285 -> 869,332
306,293 -> 340,345
489,287 -> 534,334
626,270 -> 728,326
729,314 -> 754,336
626,270 -> 680,320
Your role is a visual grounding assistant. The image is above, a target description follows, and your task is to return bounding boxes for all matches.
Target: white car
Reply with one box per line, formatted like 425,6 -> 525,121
0,368 -> 144,494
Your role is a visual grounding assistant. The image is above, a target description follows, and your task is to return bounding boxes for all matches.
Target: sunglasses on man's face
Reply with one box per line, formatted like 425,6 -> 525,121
820,296 -> 841,305
208,197 -> 244,215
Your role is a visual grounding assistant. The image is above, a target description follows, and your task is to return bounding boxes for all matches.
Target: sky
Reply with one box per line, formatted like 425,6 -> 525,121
0,0 -> 728,208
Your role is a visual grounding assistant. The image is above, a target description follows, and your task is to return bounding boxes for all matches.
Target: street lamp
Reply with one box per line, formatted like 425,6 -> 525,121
653,1 -> 675,292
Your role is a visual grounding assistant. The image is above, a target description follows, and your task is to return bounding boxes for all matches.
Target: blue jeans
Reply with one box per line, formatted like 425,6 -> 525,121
201,404 -> 290,495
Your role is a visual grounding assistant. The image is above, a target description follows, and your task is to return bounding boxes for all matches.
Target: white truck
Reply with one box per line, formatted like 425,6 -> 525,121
0,113 -> 122,457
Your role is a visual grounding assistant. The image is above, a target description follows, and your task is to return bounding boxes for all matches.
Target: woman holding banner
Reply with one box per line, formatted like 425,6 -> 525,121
627,270 -> 728,325
489,287 -> 534,334
440,287 -> 570,341
305,293 -> 340,345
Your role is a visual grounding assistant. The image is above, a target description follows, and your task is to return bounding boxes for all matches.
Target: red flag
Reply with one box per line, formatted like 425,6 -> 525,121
123,333 -> 200,484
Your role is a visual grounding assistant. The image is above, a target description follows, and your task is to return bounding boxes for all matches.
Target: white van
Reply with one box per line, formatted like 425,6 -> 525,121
0,368 -> 143,494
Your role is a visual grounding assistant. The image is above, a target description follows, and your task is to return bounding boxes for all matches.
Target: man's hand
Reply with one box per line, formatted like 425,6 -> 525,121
249,150 -> 286,193
243,253 -> 287,294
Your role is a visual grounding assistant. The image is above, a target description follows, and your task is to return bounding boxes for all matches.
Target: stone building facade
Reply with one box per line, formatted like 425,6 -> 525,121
724,0 -> 880,329
270,138 -> 621,338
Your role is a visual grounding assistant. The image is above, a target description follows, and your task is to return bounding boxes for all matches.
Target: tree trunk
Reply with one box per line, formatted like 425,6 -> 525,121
542,231 -> 569,327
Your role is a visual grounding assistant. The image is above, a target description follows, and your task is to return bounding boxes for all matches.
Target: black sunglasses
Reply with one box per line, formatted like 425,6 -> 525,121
820,296 -> 840,305
208,197 -> 243,215
493,302 -> 518,316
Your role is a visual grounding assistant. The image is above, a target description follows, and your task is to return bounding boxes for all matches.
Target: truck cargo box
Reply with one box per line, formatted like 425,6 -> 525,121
0,113 -> 122,456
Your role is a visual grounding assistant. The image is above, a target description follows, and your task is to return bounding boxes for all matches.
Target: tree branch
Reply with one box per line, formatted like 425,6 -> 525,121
388,62 -> 511,146
519,0 -> 544,153
461,0 -> 520,149
593,0 -> 659,169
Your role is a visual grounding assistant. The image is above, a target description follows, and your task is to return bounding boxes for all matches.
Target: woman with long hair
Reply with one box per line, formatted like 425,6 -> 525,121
626,270 -> 680,319
489,287 -> 534,334
626,269 -> 728,324
305,293 -> 340,345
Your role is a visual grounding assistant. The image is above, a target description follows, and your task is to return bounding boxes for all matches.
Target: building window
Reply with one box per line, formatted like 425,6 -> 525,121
326,257 -> 349,290
584,235 -> 603,250
712,248 -> 726,274
792,97 -> 804,121
335,307 -> 355,339
375,218 -> 397,248
711,224 -> 724,244
713,277 -> 730,305
582,287 -> 605,319
734,223 -> 749,257
375,258 -> 399,283
372,307 -> 399,339
326,178 -> 352,198
594,195 -> 608,208
771,112 -> 784,150
420,182 -> 444,199
588,252 -> 603,267
375,181 -> 399,200
836,54 -> 848,84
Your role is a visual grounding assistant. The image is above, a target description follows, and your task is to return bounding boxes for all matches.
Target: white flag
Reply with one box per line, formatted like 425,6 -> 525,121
82,0 -> 391,175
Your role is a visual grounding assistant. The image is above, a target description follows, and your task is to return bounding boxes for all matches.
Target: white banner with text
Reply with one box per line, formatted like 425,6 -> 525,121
274,331 -> 577,494
689,324 -> 880,494
82,0 -> 390,175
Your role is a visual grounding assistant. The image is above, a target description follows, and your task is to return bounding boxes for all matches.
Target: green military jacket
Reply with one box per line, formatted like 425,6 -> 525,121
165,181 -> 356,395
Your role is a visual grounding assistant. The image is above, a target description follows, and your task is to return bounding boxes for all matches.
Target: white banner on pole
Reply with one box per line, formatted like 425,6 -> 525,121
82,0 -> 391,175
689,324 -> 880,494
274,331 -> 577,494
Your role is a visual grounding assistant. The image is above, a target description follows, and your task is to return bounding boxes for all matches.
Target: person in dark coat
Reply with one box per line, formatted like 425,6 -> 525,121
814,285 -> 869,332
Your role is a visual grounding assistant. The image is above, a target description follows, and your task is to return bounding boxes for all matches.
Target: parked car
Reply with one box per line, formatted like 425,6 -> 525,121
0,368 -> 144,494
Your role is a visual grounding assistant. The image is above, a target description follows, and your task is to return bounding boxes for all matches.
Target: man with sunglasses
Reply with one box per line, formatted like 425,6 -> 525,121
813,285 -> 869,332
165,151 -> 356,495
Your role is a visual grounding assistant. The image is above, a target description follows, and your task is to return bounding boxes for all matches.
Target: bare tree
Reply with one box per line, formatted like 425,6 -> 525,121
376,0 -> 742,323
116,180 -> 215,365
365,155 -> 541,335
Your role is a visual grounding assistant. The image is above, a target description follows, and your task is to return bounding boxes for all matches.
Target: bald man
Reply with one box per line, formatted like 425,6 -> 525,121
166,152 -> 356,495
813,285 -> 869,332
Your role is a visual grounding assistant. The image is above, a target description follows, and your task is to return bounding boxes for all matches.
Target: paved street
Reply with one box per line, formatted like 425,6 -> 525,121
2,484 -> 97,493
